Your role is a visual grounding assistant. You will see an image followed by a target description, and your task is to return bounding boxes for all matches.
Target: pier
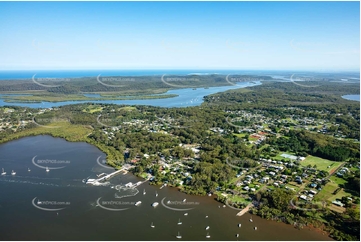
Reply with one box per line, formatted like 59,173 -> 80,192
236,203 -> 254,216
86,164 -> 134,185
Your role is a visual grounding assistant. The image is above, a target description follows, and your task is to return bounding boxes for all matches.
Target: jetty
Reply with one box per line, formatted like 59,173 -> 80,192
236,203 -> 254,216
86,164 -> 134,185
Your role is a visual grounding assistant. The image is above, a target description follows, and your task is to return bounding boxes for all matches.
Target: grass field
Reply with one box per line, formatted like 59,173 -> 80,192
119,106 -> 137,111
233,133 -> 247,138
301,155 -> 341,173
82,105 -> 103,113
315,175 -> 352,203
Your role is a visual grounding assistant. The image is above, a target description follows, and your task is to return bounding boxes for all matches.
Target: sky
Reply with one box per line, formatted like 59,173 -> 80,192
0,1 -> 359,71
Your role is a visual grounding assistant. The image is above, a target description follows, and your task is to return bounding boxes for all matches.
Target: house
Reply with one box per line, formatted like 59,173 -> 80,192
309,190 -> 317,195
332,200 -> 345,207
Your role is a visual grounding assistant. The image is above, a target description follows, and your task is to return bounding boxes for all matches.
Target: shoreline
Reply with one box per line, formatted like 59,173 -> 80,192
0,132 -> 333,240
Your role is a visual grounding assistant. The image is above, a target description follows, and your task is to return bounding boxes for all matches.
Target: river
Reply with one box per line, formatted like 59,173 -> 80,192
0,82 -> 260,108
0,135 -> 332,240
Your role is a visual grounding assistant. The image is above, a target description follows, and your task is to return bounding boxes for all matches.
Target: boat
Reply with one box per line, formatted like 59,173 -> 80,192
46,167 -> 50,172
208,193 -> 212,196
1,168 -> 6,175
250,216 -> 253,222
254,227 -> 257,230
238,223 -> 241,228
37,199 -> 42,205
182,199 -> 186,202
176,232 -> 182,239
222,205 -> 226,208
143,189 -> 146,195
177,218 -> 182,225
135,201 -> 142,206
28,168 -> 31,172
184,213 -> 188,216
150,222 -> 155,228
152,202 -> 159,207
155,191 -> 158,197
205,226 -> 210,230
236,234 -> 239,238
205,215 -> 208,218
206,232 -> 211,239
11,170 -> 16,175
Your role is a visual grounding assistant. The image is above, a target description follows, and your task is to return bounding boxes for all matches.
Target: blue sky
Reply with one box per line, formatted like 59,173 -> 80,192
0,1 -> 359,71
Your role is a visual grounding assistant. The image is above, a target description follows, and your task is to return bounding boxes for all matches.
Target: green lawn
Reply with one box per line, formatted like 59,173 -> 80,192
233,133 -> 247,138
227,195 -> 251,204
119,106 -> 137,111
82,105 -> 103,113
316,182 -> 339,201
315,176 -> 352,202
330,176 -> 347,186
301,155 -> 340,172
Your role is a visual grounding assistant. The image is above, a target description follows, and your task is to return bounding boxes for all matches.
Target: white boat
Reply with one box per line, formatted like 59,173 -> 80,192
37,199 -> 42,205
205,215 -> 208,218
238,223 -> 241,228
1,168 -> 6,175
177,218 -> 182,225
135,201 -> 142,206
11,170 -> 16,175
150,222 -> 155,228
182,199 -> 186,202
236,234 -> 239,238
206,232 -> 211,239
223,205 -> 226,208
28,168 -> 31,172
184,213 -> 188,216
250,216 -> 253,222
155,192 -> 158,197
205,226 -> 210,230
152,202 -> 159,207
46,167 -> 50,172
143,189 -> 146,195
176,232 -> 182,239
208,193 -> 212,196
254,227 -> 257,230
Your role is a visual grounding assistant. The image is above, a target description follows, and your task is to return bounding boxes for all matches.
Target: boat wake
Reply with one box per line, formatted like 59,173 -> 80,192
114,186 -> 139,199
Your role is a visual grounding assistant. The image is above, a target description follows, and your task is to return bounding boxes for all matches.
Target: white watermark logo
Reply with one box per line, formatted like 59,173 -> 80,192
32,197 -> 70,212
225,115 -> 243,129
96,197 -> 132,211
96,114 -> 122,129
32,115 -> 68,129
289,195 -> 327,212
32,155 -> 69,170
161,74 -> 200,88
96,74 -> 126,88
160,197 -> 198,211
32,74 -> 63,88
96,156 -> 115,170
289,74 -> 319,88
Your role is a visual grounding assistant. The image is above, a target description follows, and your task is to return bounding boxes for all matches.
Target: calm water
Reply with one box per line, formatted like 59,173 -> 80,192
342,94 -> 360,101
0,82 -> 261,108
0,135 -> 332,241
